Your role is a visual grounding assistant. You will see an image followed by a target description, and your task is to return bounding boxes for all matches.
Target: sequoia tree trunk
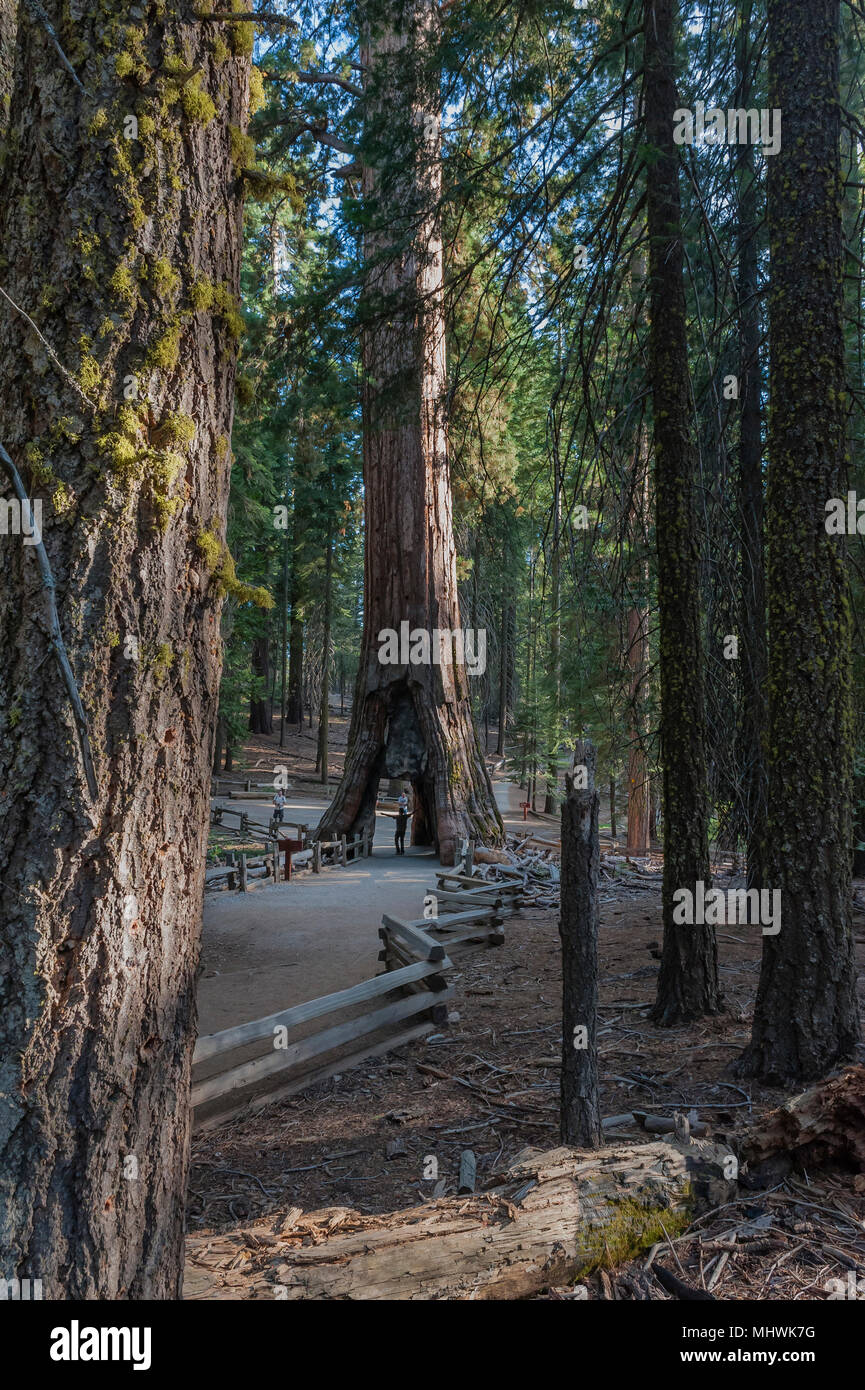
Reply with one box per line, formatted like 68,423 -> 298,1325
737,0 -> 860,1083
644,0 -> 719,1023
315,0 -> 502,865
0,4 -> 249,1297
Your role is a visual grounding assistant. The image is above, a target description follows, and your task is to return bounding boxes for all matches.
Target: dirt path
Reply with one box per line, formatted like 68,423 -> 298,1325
198,778 -> 524,1040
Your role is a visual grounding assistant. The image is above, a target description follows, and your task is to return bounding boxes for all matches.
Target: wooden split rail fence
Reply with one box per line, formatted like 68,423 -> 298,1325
207,805 -> 372,892
192,913 -> 452,1132
193,866 -> 528,1129
376,865 -> 525,967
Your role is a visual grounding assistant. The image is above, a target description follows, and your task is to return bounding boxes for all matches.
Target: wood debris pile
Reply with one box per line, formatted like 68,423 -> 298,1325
468,835 -> 665,909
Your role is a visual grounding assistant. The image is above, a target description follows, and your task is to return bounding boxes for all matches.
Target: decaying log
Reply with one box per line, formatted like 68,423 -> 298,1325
474,847 -> 513,865
743,1064 -> 865,1176
269,1140 -> 736,1300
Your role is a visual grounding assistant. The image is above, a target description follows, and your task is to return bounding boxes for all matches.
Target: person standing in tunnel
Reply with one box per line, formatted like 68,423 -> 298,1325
395,792 -> 410,855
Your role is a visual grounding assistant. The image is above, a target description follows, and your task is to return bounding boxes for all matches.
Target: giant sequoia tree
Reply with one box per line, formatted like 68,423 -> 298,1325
738,0 -> 860,1083
644,0 -> 719,1023
0,4 -> 249,1297
316,0 -> 502,863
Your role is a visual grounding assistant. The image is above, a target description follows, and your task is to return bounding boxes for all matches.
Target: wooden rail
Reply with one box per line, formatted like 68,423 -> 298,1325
192,916 -> 452,1132
208,804 -> 374,892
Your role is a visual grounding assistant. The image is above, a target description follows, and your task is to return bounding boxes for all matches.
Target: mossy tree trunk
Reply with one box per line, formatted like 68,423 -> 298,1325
644,0 -> 719,1023
0,4 -> 250,1297
737,0 -> 860,1084
315,0 -> 502,865
0,0 -> 15,130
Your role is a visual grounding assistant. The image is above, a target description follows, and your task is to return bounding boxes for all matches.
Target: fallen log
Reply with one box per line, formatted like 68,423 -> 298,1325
473,847 -> 513,865
269,1139 -> 736,1300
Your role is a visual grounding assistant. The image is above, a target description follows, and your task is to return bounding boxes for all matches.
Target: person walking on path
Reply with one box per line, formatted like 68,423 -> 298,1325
272,791 -> 286,826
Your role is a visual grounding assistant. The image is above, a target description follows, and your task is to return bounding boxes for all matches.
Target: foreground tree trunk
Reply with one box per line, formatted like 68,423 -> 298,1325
559,745 -> 602,1147
260,1140 -> 735,1300
0,5 -> 249,1297
315,0 -> 502,864
644,0 -> 719,1023
737,0 -> 860,1083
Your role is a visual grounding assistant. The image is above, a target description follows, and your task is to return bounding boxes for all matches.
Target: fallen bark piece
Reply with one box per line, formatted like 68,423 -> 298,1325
634,1111 -> 708,1138
458,1150 -> 477,1194
269,1140 -> 736,1300
743,1065 -> 865,1175
652,1263 -> 716,1301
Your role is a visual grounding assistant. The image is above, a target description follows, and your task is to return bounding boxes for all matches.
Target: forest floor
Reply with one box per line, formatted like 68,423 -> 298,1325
186,887 -> 865,1300
185,723 -> 865,1300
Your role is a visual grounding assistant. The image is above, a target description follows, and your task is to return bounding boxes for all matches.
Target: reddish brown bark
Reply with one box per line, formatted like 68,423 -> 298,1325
316,1 -> 501,864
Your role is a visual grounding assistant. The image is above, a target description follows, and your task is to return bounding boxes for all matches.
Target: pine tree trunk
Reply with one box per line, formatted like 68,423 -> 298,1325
315,0 -> 502,865
316,533 -> 333,782
286,447 -> 308,728
0,6 -> 248,1297
559,745 -> 602,1147
625,314 -> 652,857
644,0 -> 719,1024
496,596 -> 508,756
737,0 -> 860,1083
544,467 -> 561,813
249,634 -> 273,735
735,0 -> 768,892
625,604 -> 651,851
287,612 -> 303,727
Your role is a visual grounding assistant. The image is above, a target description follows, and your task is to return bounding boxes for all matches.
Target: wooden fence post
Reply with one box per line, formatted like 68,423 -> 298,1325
559,739 -> 601,1147
340,834 -> 347,867
239,853 -> 248,893
313,841 -> 321,874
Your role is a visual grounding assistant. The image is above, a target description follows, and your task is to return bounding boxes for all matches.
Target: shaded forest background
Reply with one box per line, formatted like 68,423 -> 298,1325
221,0 -> 865,853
